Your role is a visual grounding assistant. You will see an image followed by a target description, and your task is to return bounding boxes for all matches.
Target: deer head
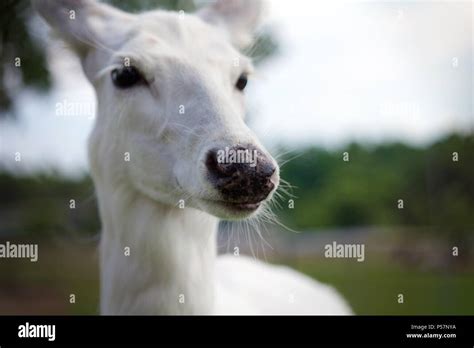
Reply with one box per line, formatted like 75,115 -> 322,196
34,0 -> 279,220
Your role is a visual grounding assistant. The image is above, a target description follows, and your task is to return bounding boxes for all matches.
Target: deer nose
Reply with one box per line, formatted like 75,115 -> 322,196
205,145 -> 277,203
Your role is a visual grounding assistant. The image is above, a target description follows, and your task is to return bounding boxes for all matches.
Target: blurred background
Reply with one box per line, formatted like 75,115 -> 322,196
0,0 -> 473,314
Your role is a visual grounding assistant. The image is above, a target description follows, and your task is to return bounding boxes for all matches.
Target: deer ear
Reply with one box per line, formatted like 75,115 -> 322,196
33,0 -> 133,57
198,0 -> 265,48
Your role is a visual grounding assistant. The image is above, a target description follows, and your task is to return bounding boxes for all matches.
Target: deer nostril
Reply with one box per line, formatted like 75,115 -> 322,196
206,149 -> 235,178
205,150 -> 221,178
205,149 -> 218,173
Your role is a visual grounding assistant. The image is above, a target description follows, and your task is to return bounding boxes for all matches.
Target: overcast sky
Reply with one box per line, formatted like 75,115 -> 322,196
0,0 -> 472,175
251,0 -> 473,147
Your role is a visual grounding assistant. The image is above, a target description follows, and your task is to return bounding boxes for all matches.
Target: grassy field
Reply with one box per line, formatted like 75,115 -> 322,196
0,240 -> 473,315
283,257 -> 474,315
0,241 -> 99,314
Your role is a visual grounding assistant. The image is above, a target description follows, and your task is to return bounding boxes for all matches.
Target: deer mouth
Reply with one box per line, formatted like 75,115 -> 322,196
223,201 -> 261,212
200,197 -> 264,218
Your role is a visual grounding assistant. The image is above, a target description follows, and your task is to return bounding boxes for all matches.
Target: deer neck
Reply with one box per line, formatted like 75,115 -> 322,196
95,182 -> 218,314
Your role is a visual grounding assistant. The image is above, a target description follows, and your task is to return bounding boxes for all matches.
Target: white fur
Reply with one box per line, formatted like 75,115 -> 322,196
34,0 -> 352,315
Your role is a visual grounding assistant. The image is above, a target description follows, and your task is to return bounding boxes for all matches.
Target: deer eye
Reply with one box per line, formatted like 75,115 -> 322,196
111,66 -> 144,89
235,74 -> 248,91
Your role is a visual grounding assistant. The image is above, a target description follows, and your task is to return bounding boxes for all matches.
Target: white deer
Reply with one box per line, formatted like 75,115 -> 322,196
34,0 -> 352,315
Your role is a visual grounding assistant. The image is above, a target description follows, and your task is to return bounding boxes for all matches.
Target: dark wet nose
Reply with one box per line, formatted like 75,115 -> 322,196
206,144 -> 277,203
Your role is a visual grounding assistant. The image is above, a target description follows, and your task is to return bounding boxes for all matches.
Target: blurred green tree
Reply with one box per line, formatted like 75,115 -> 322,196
0,0 -> 51,114
280,134 -> 474,241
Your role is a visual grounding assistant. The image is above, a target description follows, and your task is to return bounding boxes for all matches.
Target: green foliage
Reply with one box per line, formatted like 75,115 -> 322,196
0,0 -> 51,113
280,134 -> 474,239
105,0 -> 195,12
0,173 -> 99,238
